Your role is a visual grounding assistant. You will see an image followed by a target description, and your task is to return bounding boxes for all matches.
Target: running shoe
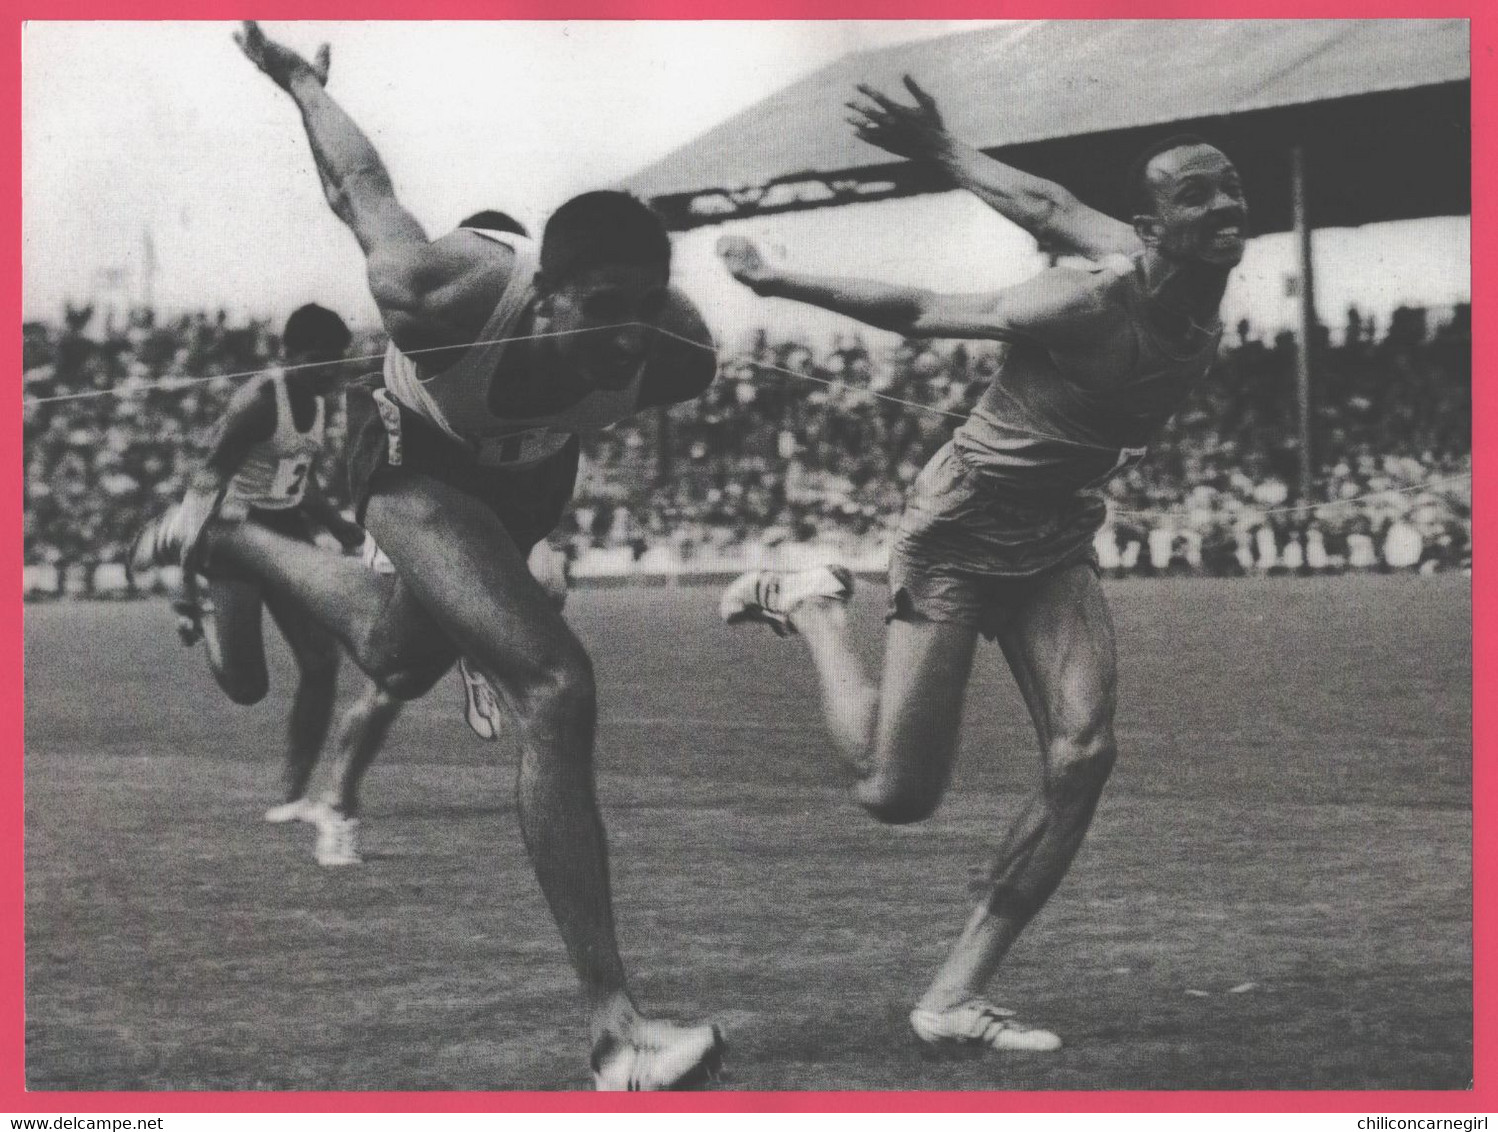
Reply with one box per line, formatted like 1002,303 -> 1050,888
312,802 -> 361,867
170,591 -> 208,647
909,999 -> 1062,1052
127,489 -> 218,585
457,656 -> 501,742
360,532 -> 397,576
719,564 -> 854,637
263,797 -> 319,824
591,1019 -> 726,1091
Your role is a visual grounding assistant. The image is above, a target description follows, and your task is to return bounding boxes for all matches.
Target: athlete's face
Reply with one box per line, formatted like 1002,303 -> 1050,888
1140,145 -> 1248,268
545,263 -> 670,390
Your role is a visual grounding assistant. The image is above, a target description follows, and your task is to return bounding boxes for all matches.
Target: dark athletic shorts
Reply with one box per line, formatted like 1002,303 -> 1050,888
888,441 -> 1103,639
344,376 -> 578,556
245,505 -> 315,543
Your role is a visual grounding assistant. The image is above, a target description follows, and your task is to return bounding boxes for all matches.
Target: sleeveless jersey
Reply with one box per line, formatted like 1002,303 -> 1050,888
381,229 -> 646,469
220,371 -> 326,514
953,256 -> 1222,499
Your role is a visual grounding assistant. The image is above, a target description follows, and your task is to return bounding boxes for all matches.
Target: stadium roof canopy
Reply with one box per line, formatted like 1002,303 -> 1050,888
620,19 -> 1470,235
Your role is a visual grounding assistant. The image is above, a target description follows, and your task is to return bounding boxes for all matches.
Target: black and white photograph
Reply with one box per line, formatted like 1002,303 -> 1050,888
19,18 -> 1474,1098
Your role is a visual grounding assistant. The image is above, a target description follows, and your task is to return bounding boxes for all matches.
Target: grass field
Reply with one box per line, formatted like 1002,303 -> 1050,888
23,575 -> 1472,1092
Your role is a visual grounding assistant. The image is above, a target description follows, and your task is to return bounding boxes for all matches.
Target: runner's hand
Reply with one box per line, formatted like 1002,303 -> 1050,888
716,235 -> 778,295
233,21 -> 327,92
846,75 -> 951,162
312,43 -> 331,86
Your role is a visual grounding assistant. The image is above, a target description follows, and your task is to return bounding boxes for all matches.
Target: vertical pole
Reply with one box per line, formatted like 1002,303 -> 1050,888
141,228 -> 156,312
1291,145 -> 1316,504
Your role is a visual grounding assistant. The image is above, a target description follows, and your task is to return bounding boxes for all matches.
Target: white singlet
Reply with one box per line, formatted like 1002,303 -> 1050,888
220,371 -> 326,515
380,230 -> 646,469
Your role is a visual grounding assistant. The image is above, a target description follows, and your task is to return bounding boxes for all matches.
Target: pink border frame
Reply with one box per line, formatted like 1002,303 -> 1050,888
4,3 -> 1488,1114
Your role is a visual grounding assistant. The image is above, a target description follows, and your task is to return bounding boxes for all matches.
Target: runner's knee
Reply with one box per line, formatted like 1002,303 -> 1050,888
348,621 -> 448,699
344,630 -> 439,698
1044,731 -> 1116,802
375,663 -> 449,701
510,644 -> 596,736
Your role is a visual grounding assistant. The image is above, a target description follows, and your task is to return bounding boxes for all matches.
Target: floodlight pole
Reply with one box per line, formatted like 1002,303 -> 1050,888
1291,145 -> 1316,505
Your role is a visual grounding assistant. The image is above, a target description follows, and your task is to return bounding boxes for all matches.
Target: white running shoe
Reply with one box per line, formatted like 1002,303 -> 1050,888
127,489 -> 219,584
312,802 -> 362,867
263,797 -> 319,824
457,656 -> 502,742
719,564 -> 854,637
910,1000 -> 1062,1052
591,1020 -> 726,1091
360,532 -> 397,576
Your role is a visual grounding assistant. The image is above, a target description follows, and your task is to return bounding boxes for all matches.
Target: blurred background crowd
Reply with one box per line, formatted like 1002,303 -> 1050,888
22,301 -> 1471,597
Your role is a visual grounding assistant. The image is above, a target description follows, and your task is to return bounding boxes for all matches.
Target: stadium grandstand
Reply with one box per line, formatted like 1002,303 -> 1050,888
21,298 -> 1471,596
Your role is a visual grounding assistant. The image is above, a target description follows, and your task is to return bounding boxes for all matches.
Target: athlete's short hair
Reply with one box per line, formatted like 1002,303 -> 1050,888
539,191 -> 670,286
460,209 -> 529,237
1124,133 -> 1217,217
283,302 -> 351,359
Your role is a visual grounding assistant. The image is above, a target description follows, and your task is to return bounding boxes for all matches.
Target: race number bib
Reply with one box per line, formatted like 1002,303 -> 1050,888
271,456 -> 312,501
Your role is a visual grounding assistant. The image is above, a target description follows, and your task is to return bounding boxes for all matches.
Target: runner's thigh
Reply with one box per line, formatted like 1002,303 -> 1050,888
865,615 -> 980,812
362,472 -> 578,690
995,563 -> 1117,752
264,585 -> 341,672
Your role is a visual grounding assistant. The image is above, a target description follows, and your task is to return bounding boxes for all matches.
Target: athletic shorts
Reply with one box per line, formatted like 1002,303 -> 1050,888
245,505 -> 315,543
344,377 -> 578,555
888,441 -> 1103,638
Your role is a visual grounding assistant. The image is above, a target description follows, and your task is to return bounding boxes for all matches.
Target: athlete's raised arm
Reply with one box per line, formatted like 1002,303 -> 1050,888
848,76 -> 1139,262
233,22 -> 506,352
719,234 -> 1116,347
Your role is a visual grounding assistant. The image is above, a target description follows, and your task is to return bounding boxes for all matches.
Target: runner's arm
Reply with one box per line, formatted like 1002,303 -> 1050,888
719,235 -> 1108,344
233,22 -> 502,349
848,77 -> 1139,261
198,380 -> 276,489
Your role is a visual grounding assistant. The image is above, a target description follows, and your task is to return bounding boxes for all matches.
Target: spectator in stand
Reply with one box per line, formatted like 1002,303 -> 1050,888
22,299 -> 1472,588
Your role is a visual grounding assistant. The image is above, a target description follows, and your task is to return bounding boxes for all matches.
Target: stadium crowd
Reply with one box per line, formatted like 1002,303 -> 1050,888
22,301 -> 1471,596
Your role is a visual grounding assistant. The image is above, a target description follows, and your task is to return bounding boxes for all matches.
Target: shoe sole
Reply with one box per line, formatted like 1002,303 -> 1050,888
264,803 -> 317,823
912,1029 -> 1062,1057
593,1027 -> 728,1091
723,566 -> 854,637
723,608 -> 791,637
458,660 -> 500,741
465,707 -> 498,740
